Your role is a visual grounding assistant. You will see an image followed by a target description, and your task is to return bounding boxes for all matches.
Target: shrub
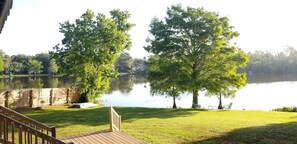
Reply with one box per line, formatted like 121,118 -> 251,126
273,106 -> 297,112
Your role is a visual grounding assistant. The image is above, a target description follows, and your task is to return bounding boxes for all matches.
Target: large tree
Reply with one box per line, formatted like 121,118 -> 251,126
145,5 -> 248,108
51,9 -> 133,102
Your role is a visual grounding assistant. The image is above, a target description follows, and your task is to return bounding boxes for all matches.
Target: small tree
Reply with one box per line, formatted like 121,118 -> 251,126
27,59 -> 43,76
0,50 -> 5,73
115,52 -> 133,73
48,59 -> 59,75
35,53 -> 51,74
0,57 -> 4,73
51,9 -> 134,102
10,62 -> 23,74
205,46 -> 248,109
3,55 -> 11,74
147,56 -> 183,109
132,58 -> 147,74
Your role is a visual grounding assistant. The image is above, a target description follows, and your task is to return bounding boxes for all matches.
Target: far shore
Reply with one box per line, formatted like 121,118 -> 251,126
0,74 -> 63,78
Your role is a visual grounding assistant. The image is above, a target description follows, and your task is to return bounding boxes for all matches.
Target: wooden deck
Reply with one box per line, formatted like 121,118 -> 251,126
60,130 -> 144,144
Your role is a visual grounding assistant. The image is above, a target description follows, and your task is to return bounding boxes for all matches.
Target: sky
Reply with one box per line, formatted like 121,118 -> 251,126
0,0 -> 297,58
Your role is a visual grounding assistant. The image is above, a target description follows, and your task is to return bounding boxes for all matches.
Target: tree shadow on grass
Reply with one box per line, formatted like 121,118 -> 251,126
190,122 -> 297,144
116,107 -> 204,122
22,107 -> 198,129
22,107 -> 109,128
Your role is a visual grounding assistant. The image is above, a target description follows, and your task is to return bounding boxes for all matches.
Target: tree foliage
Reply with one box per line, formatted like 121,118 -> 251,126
115,52 -> 133,73
51,9 -> 134,102
147,56 -> 183,108
10,61 -> 23,73
132,58 -> 147,74
48,59 -> 59,75
145,5 -> 248,108
114,52 -> 147,74
0,50 -> 5,73
34,53 -> 51,74
10,54 -> 30,74
27,59 -> 43,75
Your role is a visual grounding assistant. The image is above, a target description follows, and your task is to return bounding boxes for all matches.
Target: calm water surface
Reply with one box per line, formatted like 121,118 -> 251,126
101,74 -> 297,111
2,75 -> 297,110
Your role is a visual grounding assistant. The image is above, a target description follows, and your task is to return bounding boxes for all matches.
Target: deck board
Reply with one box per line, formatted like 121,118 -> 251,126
60,130 -> 144,144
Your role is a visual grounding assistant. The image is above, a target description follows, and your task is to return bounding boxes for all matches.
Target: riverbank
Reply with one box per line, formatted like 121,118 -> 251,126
22,106 -> 297,143
0,74 -> 63,78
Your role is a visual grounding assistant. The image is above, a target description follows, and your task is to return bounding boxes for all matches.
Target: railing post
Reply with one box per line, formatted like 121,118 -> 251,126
3,118 -> 7,142
119,115 -> 121,131
29,90 -> 33,108
4,91 -> 9,108
18,125 -> 22,144
109,107 -> 113,132
51,127 -> 56,138
66,88 -> 70,104
49,89 -> 53,106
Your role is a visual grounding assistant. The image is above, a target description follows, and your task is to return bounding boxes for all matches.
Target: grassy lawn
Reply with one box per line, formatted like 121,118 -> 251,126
22,106 -> 297,144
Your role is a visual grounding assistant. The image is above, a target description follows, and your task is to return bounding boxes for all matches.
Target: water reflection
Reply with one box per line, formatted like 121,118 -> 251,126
102,74 -> 297,110
2,74 -> 296,91
108,76 -> 134,93
108,75 -> 148,94
2,74 -> 296,90
246,74 -> 297,83
0,76 -> 72,90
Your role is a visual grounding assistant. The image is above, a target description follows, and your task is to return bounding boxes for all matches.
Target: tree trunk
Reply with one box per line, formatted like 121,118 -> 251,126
218,93 -> 223,109
192,89 -> 198,108
173,97 -> 177,109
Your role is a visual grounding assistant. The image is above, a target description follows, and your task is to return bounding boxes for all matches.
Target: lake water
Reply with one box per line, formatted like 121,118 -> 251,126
101,74 -> 297,111
2,75 -> 297,110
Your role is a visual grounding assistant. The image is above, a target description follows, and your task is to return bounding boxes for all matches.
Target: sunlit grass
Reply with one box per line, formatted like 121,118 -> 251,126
22,106 -> 297,144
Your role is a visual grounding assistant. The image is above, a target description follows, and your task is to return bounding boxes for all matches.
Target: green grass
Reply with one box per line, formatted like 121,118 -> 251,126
22,106 -> 297,144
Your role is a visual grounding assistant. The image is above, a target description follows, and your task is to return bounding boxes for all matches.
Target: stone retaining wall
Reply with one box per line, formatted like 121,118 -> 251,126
0,88 -> 81,109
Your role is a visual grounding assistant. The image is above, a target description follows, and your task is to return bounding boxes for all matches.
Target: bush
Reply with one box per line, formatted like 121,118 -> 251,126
273,106 -> 297,112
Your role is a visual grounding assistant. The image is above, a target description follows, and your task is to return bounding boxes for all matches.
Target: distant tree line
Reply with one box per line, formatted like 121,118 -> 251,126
0,50 -> 146,76
115,52 -> 147,74
240,47 -> 297,74
0,50 -> 58,75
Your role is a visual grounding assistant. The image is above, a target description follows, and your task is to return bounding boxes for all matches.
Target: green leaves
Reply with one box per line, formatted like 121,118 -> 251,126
52,9 -> 134,102
147,56 -> 183,103
48,59 -> 58,75
146,5 -> 248,107
27,59 -> 43,75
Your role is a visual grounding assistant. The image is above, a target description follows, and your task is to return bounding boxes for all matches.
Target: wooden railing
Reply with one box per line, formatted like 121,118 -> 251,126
0,106 -> 67,144
0,106 -> 56,138
0,114 -> 66,144
109,107 -> 121,132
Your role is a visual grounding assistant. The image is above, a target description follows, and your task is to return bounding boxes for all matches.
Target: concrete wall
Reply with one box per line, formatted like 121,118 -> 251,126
0,88 -> 81,109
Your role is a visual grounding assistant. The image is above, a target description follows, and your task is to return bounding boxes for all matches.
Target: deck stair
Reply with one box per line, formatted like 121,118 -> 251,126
0,106 -> 66,144
60,107 -> 144,144
0,106 -> 143,144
